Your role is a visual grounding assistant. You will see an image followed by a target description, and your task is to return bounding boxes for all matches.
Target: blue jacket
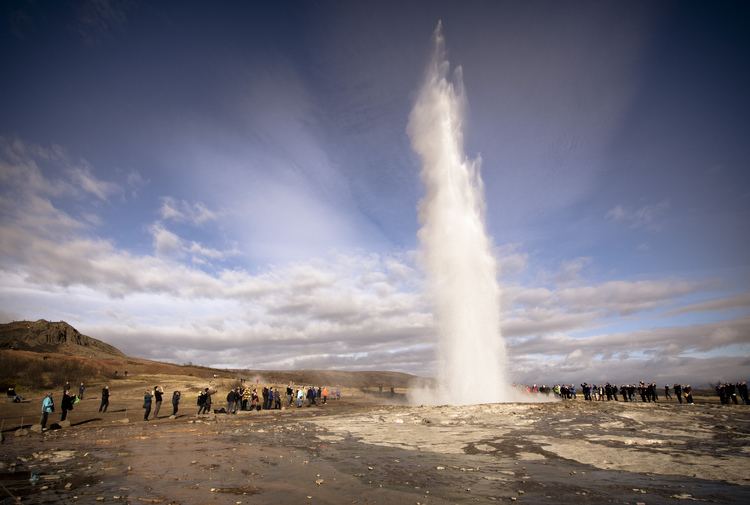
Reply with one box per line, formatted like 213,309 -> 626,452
42,395 -> 54,413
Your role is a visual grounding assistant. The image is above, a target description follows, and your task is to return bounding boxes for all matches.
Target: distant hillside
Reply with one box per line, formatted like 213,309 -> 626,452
0,320 -> 125,357
232,369 -> 418,389
0,320 -> 421,390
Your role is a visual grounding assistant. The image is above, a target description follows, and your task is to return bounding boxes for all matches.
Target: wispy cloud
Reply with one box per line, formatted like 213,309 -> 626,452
606,200 -> 670,230
667,292 -> 750,316
68,164 -> 120,201
159,197 -> 217,225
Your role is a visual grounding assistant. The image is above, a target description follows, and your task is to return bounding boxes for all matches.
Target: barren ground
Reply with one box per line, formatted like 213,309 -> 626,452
1,378 -> 749,505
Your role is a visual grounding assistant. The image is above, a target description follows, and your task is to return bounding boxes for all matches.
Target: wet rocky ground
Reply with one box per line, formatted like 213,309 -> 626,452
1,399 -> 749,504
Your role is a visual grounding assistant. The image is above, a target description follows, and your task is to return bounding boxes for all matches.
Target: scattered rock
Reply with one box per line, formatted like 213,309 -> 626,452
436,466 -> 445,470
58,420 -> 71,428
30,424 -> 43,433
671,494 -> 696,500
15,428 -> 29,437
315,479 -> 324,485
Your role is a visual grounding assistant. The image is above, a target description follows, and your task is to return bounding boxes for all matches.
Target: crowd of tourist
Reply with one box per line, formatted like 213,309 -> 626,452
192,384 -> 341,417
521,380 -> 749,405
18,377 -> 750,432
31,381 -> 341,430
715,381 -> 749,405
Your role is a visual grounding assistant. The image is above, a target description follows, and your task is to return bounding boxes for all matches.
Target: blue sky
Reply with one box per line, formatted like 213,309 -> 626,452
1,0 -> 748,383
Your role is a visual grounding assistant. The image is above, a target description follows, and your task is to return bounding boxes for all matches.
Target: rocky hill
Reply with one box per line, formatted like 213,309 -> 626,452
0,320 -> 125,357
0,320 -> 420,390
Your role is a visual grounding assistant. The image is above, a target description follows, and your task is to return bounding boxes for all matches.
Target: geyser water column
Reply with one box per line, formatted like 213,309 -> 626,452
408,22 -> 510,405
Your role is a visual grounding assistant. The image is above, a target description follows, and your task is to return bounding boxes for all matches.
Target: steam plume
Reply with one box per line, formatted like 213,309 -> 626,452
408,22 -> 510,404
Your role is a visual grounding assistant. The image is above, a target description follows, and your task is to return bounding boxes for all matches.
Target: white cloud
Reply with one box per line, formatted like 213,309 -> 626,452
159,197 -> 217,225
125,170 -> 148,197
1,136 -> 120,202
606,200 -> 670,230
496,243 -> 529,277
67,164 -> 120,201
150,223 -> 184,257
556,279 -> 699,315
554,256 -> 591,284
667,292 -> 750,316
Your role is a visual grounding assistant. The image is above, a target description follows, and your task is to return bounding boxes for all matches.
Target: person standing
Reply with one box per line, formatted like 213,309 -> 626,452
226,388 -> 236,413
242,387 -> 251,411
60,389 -> 73,421
262,387 -> 269,410
197,389 -> 206,414
78,382 -> 85,400
40,393 -> 54,430
684,385 -> 694,404
198,388 -> 212,414
99,386 -> 110,412
664,384 -> 672,400
171,390 -> 181,416
273,388 -> 281,409
152,386 -> 163,419
205,388 -> 213,413
739,381 -> 749,405
143,390 -> 153,421
674,384 -> 683,404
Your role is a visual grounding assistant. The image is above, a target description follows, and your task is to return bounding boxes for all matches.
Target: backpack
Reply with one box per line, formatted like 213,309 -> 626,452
197,393 -> 205,406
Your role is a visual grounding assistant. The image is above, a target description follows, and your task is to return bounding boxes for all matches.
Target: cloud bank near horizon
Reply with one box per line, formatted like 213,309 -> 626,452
1,137 -> 748,384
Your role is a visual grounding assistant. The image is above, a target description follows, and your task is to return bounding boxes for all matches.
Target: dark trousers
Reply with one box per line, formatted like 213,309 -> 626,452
172,403 -> 179,416
99,400 -> 108,412
144,405 -> 151,420
61,409 -> 68,421
40,412 -> 49,429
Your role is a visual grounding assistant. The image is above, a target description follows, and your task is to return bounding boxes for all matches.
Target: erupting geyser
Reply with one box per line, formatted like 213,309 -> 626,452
408,22 -> 511,405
